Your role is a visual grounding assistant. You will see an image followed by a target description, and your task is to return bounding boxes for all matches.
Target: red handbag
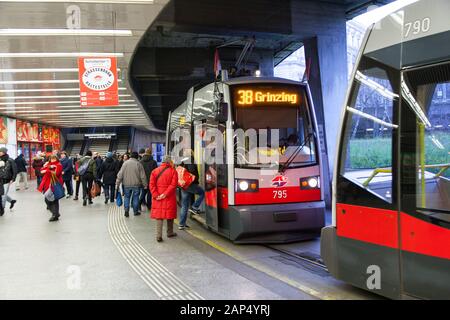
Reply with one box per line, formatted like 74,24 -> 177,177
176,166 -> 195,190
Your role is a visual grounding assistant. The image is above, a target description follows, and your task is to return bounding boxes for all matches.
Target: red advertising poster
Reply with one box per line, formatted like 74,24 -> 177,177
78,57 -> 119,107
0,117 -> 8,144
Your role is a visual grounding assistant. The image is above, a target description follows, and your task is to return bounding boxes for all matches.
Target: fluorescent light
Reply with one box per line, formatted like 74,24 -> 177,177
56,104 -> 138,108
4,108 -> 142,113
0,87 -> 128,93
0,52 -> 124,58
0,0 -> 154,3
0,94 -> 131,100
0,100 -> 134,106
0,29 -> 132,37
0,79 -> 122,85
0,68 -> 121,73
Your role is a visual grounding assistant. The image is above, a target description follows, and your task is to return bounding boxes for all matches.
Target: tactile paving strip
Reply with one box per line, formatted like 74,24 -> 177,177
108,205 -> 203,300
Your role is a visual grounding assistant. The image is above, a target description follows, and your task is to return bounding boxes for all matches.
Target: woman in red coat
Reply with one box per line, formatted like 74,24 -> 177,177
149,155 -> 178,242
38,155 -> 63,222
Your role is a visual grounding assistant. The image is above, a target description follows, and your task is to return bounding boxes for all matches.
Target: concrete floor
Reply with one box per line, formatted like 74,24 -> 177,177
0,184 -> 318,300
0,182 -> 382,300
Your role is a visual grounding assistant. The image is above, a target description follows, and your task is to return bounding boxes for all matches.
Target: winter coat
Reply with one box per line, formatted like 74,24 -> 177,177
140,154 -> 158,183
95,157 -> 103,177
38,160 -> 63,193
99,157 -> 119,185
149,163 -> 178,220
60,157 -> 73,181
32,158 -> 45,177
15,155 -> 27,173
116,158 -> 147,188
0,154 -> 17,184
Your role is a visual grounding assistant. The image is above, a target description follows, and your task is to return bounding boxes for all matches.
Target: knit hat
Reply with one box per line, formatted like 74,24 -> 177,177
106,152 -> 113,158
0,147 -> 7,154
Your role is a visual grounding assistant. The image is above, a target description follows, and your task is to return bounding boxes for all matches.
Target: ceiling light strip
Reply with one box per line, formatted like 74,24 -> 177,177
0,68 -> 121,73
0,0 -> 154,3
0,94 -> 132,100
0,79 -> 123,85
0,29 -> 132,37
0,87 -> 128,93
0,52 -> 124,58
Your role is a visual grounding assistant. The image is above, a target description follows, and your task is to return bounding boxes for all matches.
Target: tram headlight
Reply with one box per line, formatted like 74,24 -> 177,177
300,176 -> 320,189
236,179 -> 259,192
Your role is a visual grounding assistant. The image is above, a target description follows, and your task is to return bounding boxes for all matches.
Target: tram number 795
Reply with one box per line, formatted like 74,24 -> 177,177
273,190 -> 287,199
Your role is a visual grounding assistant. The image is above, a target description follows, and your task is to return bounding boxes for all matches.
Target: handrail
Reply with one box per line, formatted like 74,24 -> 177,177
362,168 -> 392,187
362,163 -> 450,187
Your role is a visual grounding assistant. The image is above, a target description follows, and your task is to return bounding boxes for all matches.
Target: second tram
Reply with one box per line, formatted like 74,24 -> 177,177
321,0 -> 450,299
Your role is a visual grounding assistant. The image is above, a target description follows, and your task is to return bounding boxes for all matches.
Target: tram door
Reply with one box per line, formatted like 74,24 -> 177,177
202,120 -> 227,234
399,65 -> 450,299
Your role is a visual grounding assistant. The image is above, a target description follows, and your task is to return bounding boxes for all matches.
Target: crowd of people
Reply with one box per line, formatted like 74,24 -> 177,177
0,147 -> 205,243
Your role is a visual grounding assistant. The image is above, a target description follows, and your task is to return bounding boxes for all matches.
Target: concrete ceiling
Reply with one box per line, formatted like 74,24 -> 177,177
0,0 -> 169,130
130,0 -> 394,130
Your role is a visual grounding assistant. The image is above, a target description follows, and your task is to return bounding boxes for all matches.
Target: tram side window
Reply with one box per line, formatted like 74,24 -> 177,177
340,65 -> 398,203
403,63 -> 450,212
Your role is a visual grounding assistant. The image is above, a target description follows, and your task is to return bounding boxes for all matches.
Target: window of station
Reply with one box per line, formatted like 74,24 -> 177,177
402,62 -> 450,213
340,61 -> 399,203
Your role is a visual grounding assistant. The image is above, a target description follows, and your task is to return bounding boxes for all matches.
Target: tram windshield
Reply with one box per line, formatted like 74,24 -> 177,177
230,84 -> 317,169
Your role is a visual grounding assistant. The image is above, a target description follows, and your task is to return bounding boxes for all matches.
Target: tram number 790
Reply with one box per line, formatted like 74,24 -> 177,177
273,190 -> 287,199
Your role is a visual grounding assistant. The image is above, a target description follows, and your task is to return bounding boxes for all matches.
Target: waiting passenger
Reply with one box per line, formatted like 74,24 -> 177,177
140,148 -> 157,209
0,147 -> 17,214
99,152 -> 119,204
60,151 -> 73,198
77,150 -> 97,206
14,154 -> 28,191
149,155 -> 178,242
115,151 -> 147,217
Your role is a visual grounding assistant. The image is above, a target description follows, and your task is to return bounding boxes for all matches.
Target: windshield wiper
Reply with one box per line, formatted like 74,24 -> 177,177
279,132 -> 314,173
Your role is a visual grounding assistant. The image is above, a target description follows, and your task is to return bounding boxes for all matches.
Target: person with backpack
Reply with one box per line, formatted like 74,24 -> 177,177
98,152 -> 119,204
38,154 -> 63,222
14,154 -> 29,191
0,147 -> 17,213
60,151 -> 74,198
73,154 -> 81,201
149,155 -> 178,242
115,151 -> 147,217
139,148 -> 157,209
179,153 -> 205,230
77,150 -> 97,206
32,152 -> 45,188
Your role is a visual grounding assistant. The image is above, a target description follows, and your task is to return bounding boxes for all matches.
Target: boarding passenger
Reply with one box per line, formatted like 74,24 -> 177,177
0,147 -> 17,212
73,156 -> 81,201
179,154 -> 205,230
77,150 -> 96,206
115,151 -> 147,217
149,155 -> 178,242
38,155 -> 63,222
99,152 -> 119,204
140,148 -> 157,209
14,154 -> 28,191
60,151 -> 74,198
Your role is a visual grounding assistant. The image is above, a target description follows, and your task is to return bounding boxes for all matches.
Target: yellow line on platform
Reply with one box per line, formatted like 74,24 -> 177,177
177,220 -> 336,300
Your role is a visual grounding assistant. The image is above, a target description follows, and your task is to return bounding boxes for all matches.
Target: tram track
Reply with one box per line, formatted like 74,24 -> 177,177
264,245 -> 328,272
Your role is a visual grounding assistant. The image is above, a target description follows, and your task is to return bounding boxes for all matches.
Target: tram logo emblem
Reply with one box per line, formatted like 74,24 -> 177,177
82,67 -> 115,91
272,175 -> 288,187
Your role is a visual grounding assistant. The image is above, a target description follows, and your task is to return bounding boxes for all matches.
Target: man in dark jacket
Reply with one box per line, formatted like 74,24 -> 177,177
0,147 -> 18,215
98,152 -> 119,204
94,152 -> 103,177
60,151 -> 74,198
77,150 -> 97,206
179,154 -> 205,230
139,148 -> 157,209
14,153 -> 28,191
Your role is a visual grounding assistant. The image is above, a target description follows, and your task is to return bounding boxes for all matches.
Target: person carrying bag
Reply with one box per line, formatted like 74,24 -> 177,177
38,155 -> 64,222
